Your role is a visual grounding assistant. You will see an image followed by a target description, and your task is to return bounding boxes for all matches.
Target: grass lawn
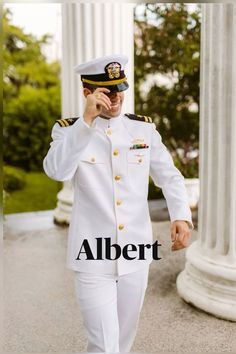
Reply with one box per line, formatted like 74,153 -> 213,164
4,171 -> 62,214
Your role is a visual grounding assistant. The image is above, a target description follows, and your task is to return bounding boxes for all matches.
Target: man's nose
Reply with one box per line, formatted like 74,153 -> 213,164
108,91 -> 119,98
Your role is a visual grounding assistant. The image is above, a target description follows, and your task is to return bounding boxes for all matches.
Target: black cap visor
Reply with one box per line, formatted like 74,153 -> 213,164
83,80 -> 129,93
108,81 -> 129,92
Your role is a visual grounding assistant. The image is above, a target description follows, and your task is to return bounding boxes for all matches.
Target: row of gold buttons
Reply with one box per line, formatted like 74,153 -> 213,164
112,146 -> 124,230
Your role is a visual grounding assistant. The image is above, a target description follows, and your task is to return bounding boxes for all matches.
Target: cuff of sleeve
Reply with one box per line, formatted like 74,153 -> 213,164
81,116 -> 92,128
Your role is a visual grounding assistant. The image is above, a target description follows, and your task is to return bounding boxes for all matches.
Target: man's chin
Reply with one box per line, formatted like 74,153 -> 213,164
102,108 -> 122,118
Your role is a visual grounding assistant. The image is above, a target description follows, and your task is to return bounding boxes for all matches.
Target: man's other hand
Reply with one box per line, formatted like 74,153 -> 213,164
170,220 -> 191,251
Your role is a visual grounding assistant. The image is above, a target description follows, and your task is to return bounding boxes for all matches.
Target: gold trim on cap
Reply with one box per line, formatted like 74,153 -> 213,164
82,77 -> 127,86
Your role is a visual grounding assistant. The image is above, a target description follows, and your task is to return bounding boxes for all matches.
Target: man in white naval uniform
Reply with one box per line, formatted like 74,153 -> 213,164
43,54 -> 193,353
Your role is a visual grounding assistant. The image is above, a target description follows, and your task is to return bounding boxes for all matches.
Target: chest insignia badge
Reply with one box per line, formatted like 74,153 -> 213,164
130,143 -> 149,150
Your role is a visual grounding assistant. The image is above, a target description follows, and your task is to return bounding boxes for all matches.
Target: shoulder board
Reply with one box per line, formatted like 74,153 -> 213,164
125,113 -> 153,123
55,117 -> 79,127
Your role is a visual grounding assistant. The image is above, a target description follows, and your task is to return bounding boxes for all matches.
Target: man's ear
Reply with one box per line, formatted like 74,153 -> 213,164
83,88 -> 92,98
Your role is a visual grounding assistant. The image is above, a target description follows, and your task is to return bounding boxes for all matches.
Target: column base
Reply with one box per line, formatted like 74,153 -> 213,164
177,242 -> 236,322
53,182 -> 73,226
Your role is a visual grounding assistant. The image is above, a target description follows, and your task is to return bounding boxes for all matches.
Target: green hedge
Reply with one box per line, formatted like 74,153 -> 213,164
3,165 -> 26,192
3,85 -> 60,171
148,178 -> 164,200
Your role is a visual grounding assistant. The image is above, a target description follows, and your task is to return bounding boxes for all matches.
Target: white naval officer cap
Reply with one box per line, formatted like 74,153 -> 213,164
74,54 -> 129,92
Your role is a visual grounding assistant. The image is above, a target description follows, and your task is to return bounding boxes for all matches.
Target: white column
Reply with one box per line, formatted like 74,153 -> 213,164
54,3 -> 135,224
177,4 -> 236,321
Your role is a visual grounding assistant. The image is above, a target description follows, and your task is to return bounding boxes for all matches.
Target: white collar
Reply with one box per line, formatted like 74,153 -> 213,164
93,114 -> 124,132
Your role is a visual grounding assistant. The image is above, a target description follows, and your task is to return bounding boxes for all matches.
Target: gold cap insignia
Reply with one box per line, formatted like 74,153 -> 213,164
105,62 -> 121,79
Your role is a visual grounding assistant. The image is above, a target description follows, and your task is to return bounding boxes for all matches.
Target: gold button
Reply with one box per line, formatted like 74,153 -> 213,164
91,157 -> 96,162
115,175 -> 121,181
106,129 -> 112,135
118,224 -> 124,230
113,149 -> 119,156
116,199 -> 122,206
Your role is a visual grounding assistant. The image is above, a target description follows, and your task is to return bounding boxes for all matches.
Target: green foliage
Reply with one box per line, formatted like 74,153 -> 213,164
3,171 -> 62,214
173,154 -> 198,178
3,165 -> 26,192
3,8 -> 61,171
3,8 -> 58,98
134,4 -> 200,177
4,85 -> 60,170
148,179 -> 164,200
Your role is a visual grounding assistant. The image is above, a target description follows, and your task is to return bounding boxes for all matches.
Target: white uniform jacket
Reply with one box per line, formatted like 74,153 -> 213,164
43,113 -> 193,275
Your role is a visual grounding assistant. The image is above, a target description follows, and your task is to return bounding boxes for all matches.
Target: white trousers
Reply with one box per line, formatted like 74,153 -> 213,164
74,266 -> 149,353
